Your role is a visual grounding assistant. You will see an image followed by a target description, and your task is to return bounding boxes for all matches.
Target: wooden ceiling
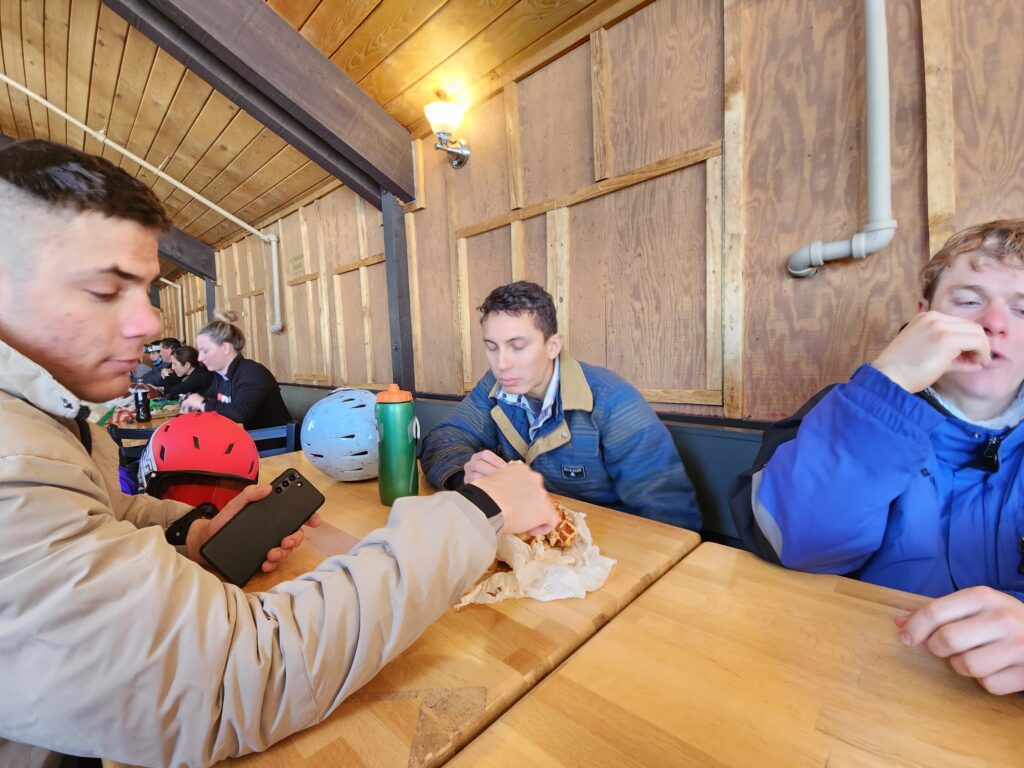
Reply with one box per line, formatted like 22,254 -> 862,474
0,0 -> 616,253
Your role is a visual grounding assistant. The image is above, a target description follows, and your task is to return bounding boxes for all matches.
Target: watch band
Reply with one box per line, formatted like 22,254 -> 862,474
165,502 -> 218,546
455,484 -> 505,534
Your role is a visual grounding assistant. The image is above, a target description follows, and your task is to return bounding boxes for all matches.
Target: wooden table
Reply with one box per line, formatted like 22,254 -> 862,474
222,452 -> 700,767
110,412 -> 175,446
452,542 -> 1024,768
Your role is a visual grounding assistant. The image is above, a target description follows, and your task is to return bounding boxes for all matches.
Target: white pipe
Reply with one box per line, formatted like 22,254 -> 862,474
788,0 -> 898,278
267,234 -> 283,333
159,277 -> 186,340
0,71 -> 286,333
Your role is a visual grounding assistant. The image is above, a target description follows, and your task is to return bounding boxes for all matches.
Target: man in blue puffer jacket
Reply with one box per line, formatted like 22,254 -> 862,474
421,281 -> 700,531
730,219 -> 1024,695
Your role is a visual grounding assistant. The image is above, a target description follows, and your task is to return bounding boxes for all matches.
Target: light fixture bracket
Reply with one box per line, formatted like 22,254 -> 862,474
434,131 -> 470,169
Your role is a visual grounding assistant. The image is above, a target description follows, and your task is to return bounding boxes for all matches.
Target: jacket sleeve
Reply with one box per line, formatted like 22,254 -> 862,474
204,363 -> 278,426
728,364 -> 944,575
139,366 -> 163,387
162,369 -> 210,398
0,451 -> 497,768
594,383 -> 701,530
421,377 -> 500,489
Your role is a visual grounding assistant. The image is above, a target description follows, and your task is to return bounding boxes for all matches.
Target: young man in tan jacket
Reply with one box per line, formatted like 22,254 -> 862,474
0,140 -> 559,768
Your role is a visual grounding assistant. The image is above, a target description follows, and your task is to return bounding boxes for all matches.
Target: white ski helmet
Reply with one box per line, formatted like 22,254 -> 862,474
301,388 -> 379,481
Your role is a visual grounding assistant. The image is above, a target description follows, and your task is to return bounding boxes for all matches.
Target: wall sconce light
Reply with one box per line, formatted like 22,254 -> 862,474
424,100 -> 470,169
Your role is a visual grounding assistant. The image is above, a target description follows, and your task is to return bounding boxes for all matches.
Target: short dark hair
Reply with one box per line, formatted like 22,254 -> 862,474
477,281 -> 558,338
0,139 -> 170,231
172,345 -> 200,369
160,337 -> 182,350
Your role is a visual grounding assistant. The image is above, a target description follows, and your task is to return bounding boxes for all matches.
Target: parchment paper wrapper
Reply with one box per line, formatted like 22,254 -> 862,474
456,507 -> 616,608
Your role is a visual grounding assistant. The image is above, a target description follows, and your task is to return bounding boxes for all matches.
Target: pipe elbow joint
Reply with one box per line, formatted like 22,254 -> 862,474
851,220 -> 897,259
788,241 -> 824,278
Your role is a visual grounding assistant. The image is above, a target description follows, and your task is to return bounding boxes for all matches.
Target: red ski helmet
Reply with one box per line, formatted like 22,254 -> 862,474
138,412 -> 259,510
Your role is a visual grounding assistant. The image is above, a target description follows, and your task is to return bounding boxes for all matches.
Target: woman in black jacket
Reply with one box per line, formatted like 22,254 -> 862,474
180,312 -> 292,430
161,345 -> 214,398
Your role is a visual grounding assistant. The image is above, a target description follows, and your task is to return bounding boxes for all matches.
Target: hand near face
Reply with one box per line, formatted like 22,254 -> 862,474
470,461 -> 559,536
185,484 -> 323,576
463,449 -> 508,484
896,586 -> 1024,695
873,311 -> 991,393
180,393 -> 205,413
160,367 -> 173,379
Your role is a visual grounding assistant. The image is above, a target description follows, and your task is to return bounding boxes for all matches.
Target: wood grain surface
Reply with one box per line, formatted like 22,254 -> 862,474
454,543 -> 1024,767
741,0 -> 926,421
217,451 -> 700,767
949,0 -> 1024,231
464,227 -> 514,385
606,0 -> 722,176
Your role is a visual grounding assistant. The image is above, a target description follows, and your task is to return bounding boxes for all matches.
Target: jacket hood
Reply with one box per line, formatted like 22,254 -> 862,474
0,339 -> 84,421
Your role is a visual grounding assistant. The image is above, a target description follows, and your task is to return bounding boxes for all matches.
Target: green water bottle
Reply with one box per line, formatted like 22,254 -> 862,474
376,384 -> 420,506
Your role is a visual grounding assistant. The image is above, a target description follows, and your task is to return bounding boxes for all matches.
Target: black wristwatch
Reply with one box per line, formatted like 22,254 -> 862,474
455,484 -> 504,533
165,502 -> 218,546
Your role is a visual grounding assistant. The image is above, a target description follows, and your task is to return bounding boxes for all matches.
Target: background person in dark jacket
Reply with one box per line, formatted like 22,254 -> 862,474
157,336 -> 182,388
161,345 -> 213,398
180,312 -> 291,430
138,343 -> 167,386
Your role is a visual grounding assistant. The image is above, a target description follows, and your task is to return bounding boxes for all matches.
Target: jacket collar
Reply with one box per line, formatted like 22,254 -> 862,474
0,339 -> 83,421
223,353 -> 244,380
918,390 -> 1024,469
487,350 -> 594,413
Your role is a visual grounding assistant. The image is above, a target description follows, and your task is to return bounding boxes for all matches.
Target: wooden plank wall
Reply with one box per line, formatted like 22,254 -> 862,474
406,0 -> 726,415
158,273 -> 207,345
175,0 -> 1024,422
200,185 -> 392,390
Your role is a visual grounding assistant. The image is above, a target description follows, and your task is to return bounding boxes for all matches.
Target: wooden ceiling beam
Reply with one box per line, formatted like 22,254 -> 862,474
158,226 -> 216,281
104,0 -> 415,207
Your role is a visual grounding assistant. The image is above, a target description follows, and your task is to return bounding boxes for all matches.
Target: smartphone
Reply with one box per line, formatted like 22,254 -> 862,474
200,468 -> 325,587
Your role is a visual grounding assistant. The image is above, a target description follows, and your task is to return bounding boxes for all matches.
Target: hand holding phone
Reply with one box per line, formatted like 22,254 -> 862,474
200,468 -> 325,586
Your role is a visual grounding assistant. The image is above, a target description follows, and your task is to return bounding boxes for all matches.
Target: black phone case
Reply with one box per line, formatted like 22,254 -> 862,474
200,467 -> 325,587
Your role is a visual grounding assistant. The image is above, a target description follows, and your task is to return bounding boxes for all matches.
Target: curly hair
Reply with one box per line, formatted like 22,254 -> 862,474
477,281 -> 558,338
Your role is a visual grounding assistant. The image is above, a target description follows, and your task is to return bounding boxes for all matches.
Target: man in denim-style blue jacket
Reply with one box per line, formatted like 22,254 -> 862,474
421,281 -> 700,531
731,220 -> 1024,696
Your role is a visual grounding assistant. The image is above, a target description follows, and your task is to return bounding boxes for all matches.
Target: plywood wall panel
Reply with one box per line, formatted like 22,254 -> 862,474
608,166 -> 707,390
316,187 -> 362,271
453,93 -> 511,230
259,226 -> 292,383
279,210 -> 309,280
337,271 -> 368,384
566,194 -> 611,367
950,0 -> 1024,229
518,43 -> 594,208
367,264 -> 394,385
246,234 -> 267,293
742,0 -> 926,420
249,292 -> 270,369
465,227 -> 514,383
364,203 -> 385,258
521,214 -> 548,287
606,0 -> 723,176
408,148 -> 460,394
316,188 -> 359,384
